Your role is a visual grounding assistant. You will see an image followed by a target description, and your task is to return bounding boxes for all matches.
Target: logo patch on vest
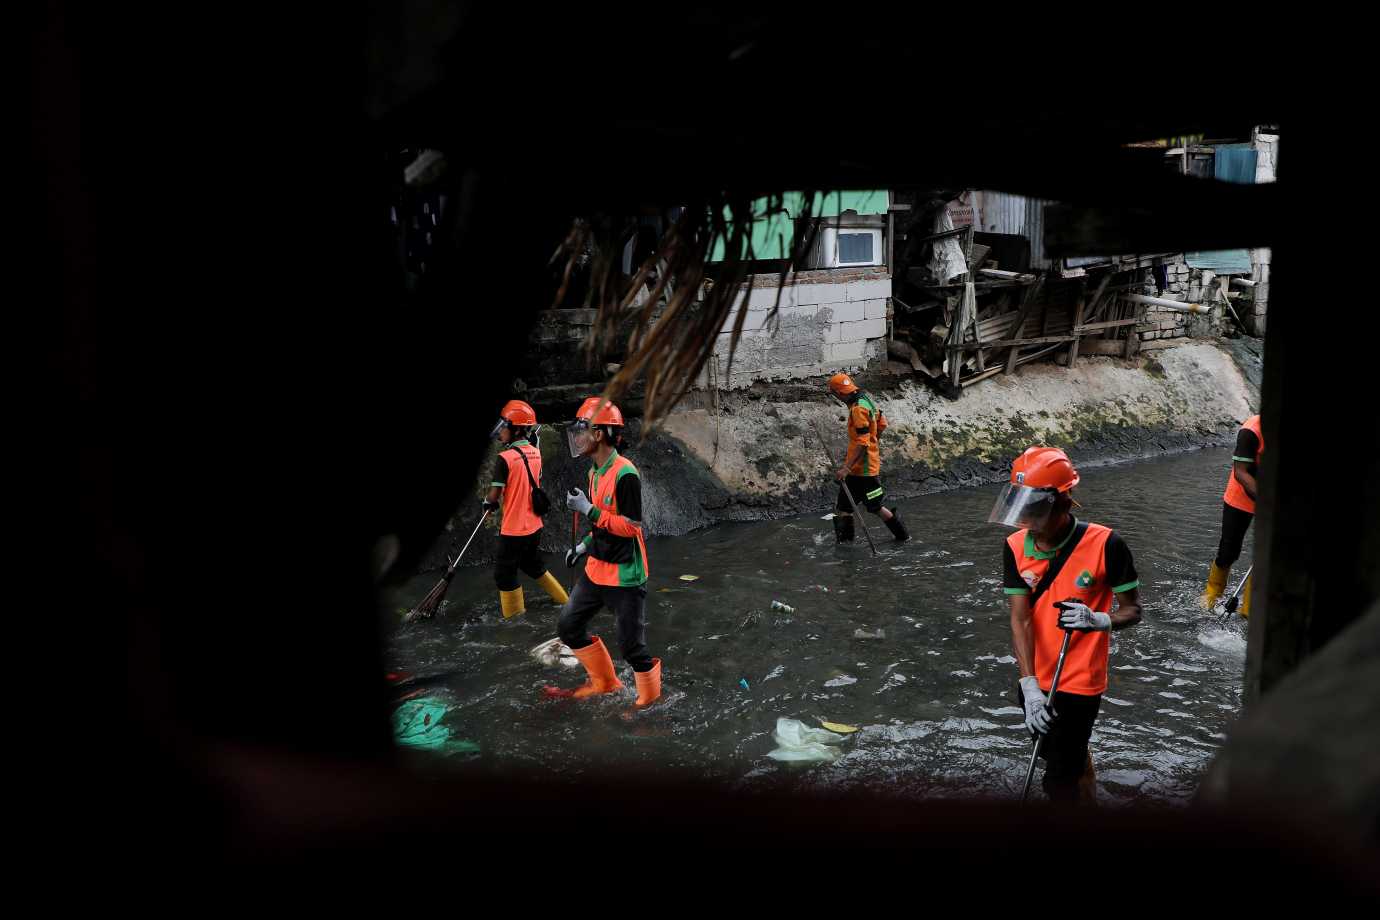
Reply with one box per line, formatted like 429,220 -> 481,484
1022,569 -> 1038,588
1074,569 -> 1095,589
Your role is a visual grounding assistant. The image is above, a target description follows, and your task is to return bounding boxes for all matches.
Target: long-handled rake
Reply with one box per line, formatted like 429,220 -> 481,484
403,510 -> 491,623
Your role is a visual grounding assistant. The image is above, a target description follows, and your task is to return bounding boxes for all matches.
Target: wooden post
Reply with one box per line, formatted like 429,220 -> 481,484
710,353 -> 721,467
1003,276 -> 1045,376
1124,297 -> 1143,358
1066,276 -> 1088,369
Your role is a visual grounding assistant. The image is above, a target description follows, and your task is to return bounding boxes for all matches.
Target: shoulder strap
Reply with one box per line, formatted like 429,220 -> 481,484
508,446 -> 539,493
1031,521 -> 1089,609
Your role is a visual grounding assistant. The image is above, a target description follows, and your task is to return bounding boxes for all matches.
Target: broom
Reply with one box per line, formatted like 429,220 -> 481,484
403,510 -> 491,623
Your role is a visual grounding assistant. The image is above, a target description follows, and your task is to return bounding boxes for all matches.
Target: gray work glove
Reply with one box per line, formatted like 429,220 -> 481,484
482,499 -> 501,514
1020,676 -> 1052,736
567,487 -> 594,516
564,542 -> 588,569
1056,598 -> 1111,632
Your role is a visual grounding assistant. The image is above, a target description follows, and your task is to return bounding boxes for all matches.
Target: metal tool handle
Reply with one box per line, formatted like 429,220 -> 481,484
1218,565 -> 1253,623
1019,627 -> 1074,804
448,510 -> 491,571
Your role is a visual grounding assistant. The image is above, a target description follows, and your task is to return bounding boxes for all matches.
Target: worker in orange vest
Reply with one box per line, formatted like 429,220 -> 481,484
543,398 -> 661,706
992,446 -> 1143,806
827,373 -> 908,543
484,400 -> 569,618
1199,414 -> 1262,616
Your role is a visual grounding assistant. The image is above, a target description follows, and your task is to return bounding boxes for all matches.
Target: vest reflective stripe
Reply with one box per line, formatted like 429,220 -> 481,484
1223,415 -> 1263,514
1007,522 -> 1114,696
499,445 -> 543,536
585,454 -> 649,587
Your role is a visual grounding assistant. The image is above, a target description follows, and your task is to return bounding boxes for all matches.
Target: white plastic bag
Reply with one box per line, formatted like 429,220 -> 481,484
766,718 -> 846,763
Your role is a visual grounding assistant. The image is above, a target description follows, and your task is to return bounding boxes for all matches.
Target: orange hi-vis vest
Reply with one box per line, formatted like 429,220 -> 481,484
1007,521 -> 1116,696
846,393 -> 888,476
585,452 -> 649,587
498,443 -> 543,536
1224,414 -> 1263,514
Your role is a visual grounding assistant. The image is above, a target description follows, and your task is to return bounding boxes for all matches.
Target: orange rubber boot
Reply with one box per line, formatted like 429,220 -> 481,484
542,635 -> 624,699
634,658 -> 662,706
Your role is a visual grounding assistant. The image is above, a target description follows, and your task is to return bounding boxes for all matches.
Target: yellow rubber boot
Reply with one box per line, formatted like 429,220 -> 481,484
1198,562 -> 1230,609
500,587 -> 525,618
535,571 -> 569,605
634,659 -> 662,706
1078,747 -> 1098,808
1239,573 -> 1252,618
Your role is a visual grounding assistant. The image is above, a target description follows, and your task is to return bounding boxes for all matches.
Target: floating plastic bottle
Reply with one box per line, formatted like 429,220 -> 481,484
771,601 -> 795,614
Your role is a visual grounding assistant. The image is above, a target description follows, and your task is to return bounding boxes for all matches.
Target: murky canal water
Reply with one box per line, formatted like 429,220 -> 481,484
380,446 -> 1250,806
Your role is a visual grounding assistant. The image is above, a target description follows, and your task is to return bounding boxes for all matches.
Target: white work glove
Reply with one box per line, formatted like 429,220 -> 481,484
1056,598 -> 1111,632
564,542 -> 588,569
1020,676 -> 1052,736
567,487 -> 594,516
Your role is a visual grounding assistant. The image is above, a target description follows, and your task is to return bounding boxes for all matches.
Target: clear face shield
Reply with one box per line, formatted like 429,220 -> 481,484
566,419 -> 594,458
489,418 -> 510,441
988,483 -> 1060,530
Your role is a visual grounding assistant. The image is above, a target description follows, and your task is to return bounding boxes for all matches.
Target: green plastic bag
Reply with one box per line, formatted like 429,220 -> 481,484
392,698 -> 479,754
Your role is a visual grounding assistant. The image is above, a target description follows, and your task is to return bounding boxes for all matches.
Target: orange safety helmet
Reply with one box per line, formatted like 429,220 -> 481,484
568,397 -> 624,457
576,396 -> 624,427
499,400 -> 537,426
490,399 -> 538,440
989,447 -> 1079,528
1011,446 -> 1080,493
828,373 -> 859,396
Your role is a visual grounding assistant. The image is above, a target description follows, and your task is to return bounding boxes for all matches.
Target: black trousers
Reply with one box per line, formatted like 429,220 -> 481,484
836,474 -> 884,514
1019,684 -> 1101,806
494,529 -> 548,591
1215,502 -> 1254,569
557,576 -> 654,672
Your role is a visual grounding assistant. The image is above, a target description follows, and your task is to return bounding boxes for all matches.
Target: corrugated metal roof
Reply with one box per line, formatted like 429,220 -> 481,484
982,191 -> 1057,269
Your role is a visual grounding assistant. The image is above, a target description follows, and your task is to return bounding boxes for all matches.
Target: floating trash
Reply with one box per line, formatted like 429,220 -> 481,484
820,720 -> 858,733
771,601 -> 795,614
821,513 -> 836,521
810,585 -> 830,593
659,588 -> 682,593
392,698 -> 480,754
823,673 -> 857,687
740,678 -> 751,691
853,628 -> 886,639
395,607 -> 409,615
766,718 -> 845,763
531,637 -> 581,668
679,574 -> 700,581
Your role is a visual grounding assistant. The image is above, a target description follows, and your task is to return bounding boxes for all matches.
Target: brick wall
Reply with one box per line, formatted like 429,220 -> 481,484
1135,261 -> 1223,343
705,268 -> 892,389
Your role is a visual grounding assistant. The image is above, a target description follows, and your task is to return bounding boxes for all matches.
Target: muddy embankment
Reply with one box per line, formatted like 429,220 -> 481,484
418,338 -> 1262,571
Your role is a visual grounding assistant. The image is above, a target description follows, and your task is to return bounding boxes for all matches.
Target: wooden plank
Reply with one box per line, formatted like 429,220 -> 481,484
1002,276 -> 1046,376
960,365 -> 1006,387
981,334 -> 1077,348
920,280 -> 1032,291
1078,339 -> 1135,355
1073,317 -> 1141,333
